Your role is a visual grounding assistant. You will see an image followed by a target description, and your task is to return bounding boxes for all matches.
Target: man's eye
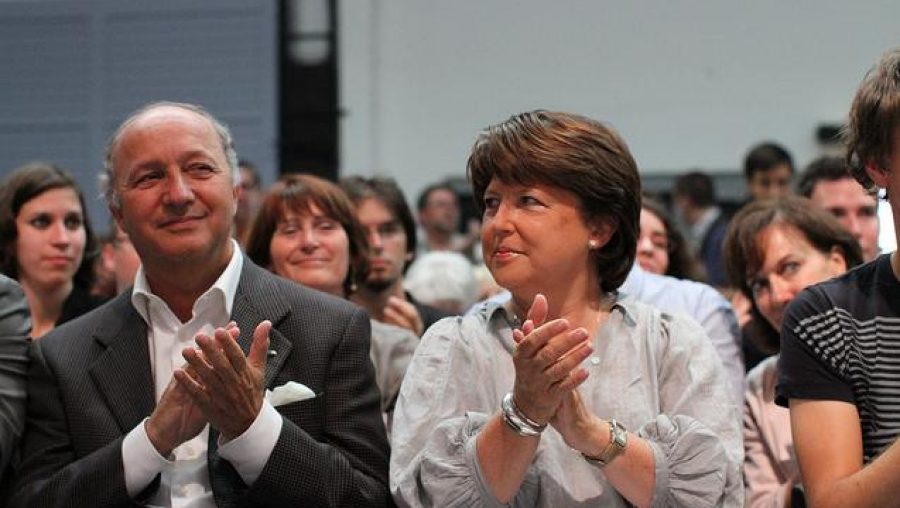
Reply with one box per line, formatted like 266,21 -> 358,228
379,223 -> 401,236
134,172 -> 162,186
189,163 -> 214,174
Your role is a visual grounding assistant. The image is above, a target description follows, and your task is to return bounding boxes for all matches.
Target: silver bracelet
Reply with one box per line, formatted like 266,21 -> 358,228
501,392 -> 546,437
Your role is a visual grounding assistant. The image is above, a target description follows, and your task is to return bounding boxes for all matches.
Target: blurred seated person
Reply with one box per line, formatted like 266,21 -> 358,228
798,155 -> 880,262
341,176 -> 450,336
99,222 -> 141,295
0,162 -> 103,338
234,159 -> 263,246
672,171 -> 729,287
744,142 -> 795,202
390,110 -> 742,507
723,197 -> 861,508
0,274 -> 30,499
416,181 -> 480,262
404,251 -> 479,315
638,196 -> 706,281
245,174 -> 418,417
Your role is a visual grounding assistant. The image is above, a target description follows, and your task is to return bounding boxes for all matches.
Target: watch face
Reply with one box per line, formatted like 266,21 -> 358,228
611,420 -> 628,447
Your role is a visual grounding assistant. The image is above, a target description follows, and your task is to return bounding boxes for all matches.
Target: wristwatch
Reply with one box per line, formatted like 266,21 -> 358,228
582,419 -> 628,467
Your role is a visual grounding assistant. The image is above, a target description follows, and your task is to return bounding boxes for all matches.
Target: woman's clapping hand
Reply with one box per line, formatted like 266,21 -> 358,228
511,294 -> 594,425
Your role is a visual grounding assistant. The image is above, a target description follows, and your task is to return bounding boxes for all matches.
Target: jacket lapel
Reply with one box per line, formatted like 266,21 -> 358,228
230,261 -> 293,389
209,260 -> 293,507
88,293 -> 156,433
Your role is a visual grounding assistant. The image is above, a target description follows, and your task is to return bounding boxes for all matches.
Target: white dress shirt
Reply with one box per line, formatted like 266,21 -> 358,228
121,240 -> 282,507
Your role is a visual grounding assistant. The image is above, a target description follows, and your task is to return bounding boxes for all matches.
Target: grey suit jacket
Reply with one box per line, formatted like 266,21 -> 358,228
0,275 -> 30,479
11,260 -> 391,507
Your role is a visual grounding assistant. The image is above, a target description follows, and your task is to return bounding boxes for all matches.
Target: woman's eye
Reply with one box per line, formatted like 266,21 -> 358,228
520,195 -> 540,206
782,261 -> 801,275
277,224 -> 298,235
64,214 -> 83,230
482,197 -> 500,215
317,220 -> 338,231
29,215 -> 51,229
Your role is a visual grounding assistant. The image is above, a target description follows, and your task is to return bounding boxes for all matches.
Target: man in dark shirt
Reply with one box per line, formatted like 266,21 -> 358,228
777,46 -> 900,508
341,177 -> 450,336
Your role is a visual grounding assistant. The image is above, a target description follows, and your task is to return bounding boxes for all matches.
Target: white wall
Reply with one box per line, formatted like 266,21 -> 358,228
339,0 -> 900,203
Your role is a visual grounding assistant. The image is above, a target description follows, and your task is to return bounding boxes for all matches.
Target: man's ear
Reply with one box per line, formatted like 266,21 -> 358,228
865,160 -> 890,189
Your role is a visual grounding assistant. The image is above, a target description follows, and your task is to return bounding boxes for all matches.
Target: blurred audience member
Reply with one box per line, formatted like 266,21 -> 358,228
0,274 -> 29,499
99,222 -> 141,295
341,176 -> 450,336
639,196 -> 706,281
89,230 -> 118,300
472,262 -> 504,301
246,174 -> 418,416
744,142 -> 794,202
673,171 -> 729,287
724,196 -> 861,507
234,159 -> 263,246
0,162 -> 103,338
416,182 -> 480,262
404,251 -> 479,315
798,155 -> 880,261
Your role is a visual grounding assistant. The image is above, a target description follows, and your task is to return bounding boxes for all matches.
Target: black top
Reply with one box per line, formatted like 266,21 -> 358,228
57,284 -> 106,327
777,254 -> 900,462
406,292 -> 451,335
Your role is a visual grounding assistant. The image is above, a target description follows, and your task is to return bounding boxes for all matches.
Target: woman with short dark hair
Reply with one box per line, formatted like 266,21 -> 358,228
390,111 -> 741,507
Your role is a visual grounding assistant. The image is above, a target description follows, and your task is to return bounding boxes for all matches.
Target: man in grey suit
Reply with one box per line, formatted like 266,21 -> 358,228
12,102 -> 391,507
0,274 -> 30,499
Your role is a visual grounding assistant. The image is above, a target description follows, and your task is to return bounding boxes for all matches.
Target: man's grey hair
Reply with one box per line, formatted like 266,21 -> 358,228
100,101 -> 240,208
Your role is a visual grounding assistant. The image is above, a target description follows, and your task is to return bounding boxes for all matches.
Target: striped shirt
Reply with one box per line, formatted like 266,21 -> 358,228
777,254 -> 900,462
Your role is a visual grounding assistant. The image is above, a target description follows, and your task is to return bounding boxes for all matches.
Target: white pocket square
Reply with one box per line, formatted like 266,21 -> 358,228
266,381 -> 316,407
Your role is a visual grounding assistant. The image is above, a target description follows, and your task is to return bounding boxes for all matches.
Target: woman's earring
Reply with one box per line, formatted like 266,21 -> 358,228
348,266 -> 359,294
588,240 -> 599,250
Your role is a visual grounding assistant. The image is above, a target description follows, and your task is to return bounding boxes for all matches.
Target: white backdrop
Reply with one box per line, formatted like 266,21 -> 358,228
339,0 -> 900,207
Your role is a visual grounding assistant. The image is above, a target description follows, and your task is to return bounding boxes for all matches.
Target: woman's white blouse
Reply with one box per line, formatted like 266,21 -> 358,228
389,295 -> 743,507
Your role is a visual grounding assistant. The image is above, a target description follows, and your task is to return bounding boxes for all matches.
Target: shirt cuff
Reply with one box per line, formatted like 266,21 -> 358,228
217,400 -> 283,485
122,418 -> 172,498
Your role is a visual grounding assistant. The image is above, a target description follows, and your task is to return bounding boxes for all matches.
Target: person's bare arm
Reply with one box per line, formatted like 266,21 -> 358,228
791,399 -> 900,508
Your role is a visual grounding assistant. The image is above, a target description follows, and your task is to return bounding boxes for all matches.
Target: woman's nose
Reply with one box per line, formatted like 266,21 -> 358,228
637,235 -> 654,253
49,221 -> 71,246
769,277 -> 796,306
299,228 -> 320,250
